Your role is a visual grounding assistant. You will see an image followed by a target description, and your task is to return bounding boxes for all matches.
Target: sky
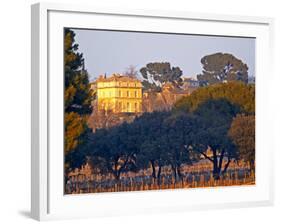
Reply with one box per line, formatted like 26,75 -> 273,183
72,28 -> 255,81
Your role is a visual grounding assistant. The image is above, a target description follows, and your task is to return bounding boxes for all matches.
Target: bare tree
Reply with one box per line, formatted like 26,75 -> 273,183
88,100 -> 123,132
124,65 -> 138,78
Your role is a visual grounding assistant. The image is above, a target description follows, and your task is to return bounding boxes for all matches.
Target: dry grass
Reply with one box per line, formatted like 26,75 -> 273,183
66,160 -> 255,194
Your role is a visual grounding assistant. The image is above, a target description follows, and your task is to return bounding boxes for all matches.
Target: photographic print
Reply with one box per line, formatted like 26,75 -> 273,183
64,28 -> 255,195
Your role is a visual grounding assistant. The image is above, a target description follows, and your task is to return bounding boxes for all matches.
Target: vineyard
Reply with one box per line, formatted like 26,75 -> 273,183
65,160 -> 255,194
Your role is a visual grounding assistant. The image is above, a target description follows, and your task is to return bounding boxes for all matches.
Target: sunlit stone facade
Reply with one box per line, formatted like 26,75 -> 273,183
96,74 -> 142,113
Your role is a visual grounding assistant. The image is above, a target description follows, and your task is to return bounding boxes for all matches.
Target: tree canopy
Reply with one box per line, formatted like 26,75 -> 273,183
64,28 -> 92,115
66,75 -> 255,182
80,98 -> 243,181
197,53 -> 249,86
79,111 -> 199,183
174,81 -> 255,114
191,99 -> 241,179
228,114 -> 255,170
140,62 -> 183,91
85,122 -> 140,180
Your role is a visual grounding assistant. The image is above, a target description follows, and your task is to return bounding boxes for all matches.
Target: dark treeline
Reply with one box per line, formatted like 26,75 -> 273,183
67,81 -> 255,182
64,28 -> 255,186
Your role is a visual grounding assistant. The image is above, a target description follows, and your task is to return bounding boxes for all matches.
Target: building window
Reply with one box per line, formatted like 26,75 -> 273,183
135,103 -> 138,112
127,91 -> 129,97
135,91 -> 137,98
119,102 -> 122,111
119,90 -> 121,97
127,102 -> 130,111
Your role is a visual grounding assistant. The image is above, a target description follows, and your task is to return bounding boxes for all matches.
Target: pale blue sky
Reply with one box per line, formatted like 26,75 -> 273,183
72,28 -> 255,81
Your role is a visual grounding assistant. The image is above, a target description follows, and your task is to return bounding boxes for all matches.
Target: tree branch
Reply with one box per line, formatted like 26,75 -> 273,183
117,155 -> 130,176
218,149 -> 225,171
199,151 -> 214,162
222,157 -> 231,175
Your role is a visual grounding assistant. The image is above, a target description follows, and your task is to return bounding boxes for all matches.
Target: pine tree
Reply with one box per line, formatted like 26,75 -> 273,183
140,62 -> 183,91
197,53 -> 248,86
64,28 -> 92,169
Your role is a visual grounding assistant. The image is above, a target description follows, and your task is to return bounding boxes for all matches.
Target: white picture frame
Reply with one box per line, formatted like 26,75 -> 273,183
31,2 -> 274,221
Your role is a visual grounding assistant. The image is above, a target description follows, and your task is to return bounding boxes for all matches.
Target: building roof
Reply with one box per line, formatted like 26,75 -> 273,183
96,73 -> 141,83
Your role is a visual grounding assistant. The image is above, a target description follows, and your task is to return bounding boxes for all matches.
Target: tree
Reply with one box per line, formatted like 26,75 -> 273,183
162,113 -> 198,182
174,82 -> 255,179
87,123 -> 138,181
140,62 -> 183,91
64,28 -> 92,170
228,114 -> 255,170
133,111 -> 197,184
174,81 -> 255,114
87,100 -> 124,131
197,53 -> 249,86
138,140 -> 165,183
124,65 -> 138,78
64,28 -> 92,115
64,112 -> 88,154
191,99 -> 241,180
86,110 -> 197,184
135,112 -> 170,184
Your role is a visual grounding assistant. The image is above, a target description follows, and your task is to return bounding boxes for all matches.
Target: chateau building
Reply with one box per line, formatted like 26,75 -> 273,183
95,74 -> 142,113
88,74 -> 197,132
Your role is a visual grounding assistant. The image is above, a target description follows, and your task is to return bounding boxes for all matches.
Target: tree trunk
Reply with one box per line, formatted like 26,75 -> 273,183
218,150 -> 225,173
157,165 -> 162,185
150,160 -> 156,180
113,170 -> 120,181
212,149 -> 220,180
172,165 -> 177,182
222,158 -> 231,176
250,159 -> 255,172
177,165 -> 182,180
113,158 -> 122,182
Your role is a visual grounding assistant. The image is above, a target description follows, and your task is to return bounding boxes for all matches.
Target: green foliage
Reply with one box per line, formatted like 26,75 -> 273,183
64,28 -> 92,115
64,112 -> 90,171
162,113 -> 199,180
79,97 -> 250,181
191,99 -> 240,179
134,112 -> 172,180
86,123 -> 139,180
140,62 -> 183,91
197,53 -> 248,86
134,112 -> 169,166
174,81 -> 255,114
228,114 -> 255,170
64,28 -> 92,171
172,82 -> 255,179
65,52 -> 255,181
82,111 -> 199,182
64,112 -> 88,154
194,98 -> 240,128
